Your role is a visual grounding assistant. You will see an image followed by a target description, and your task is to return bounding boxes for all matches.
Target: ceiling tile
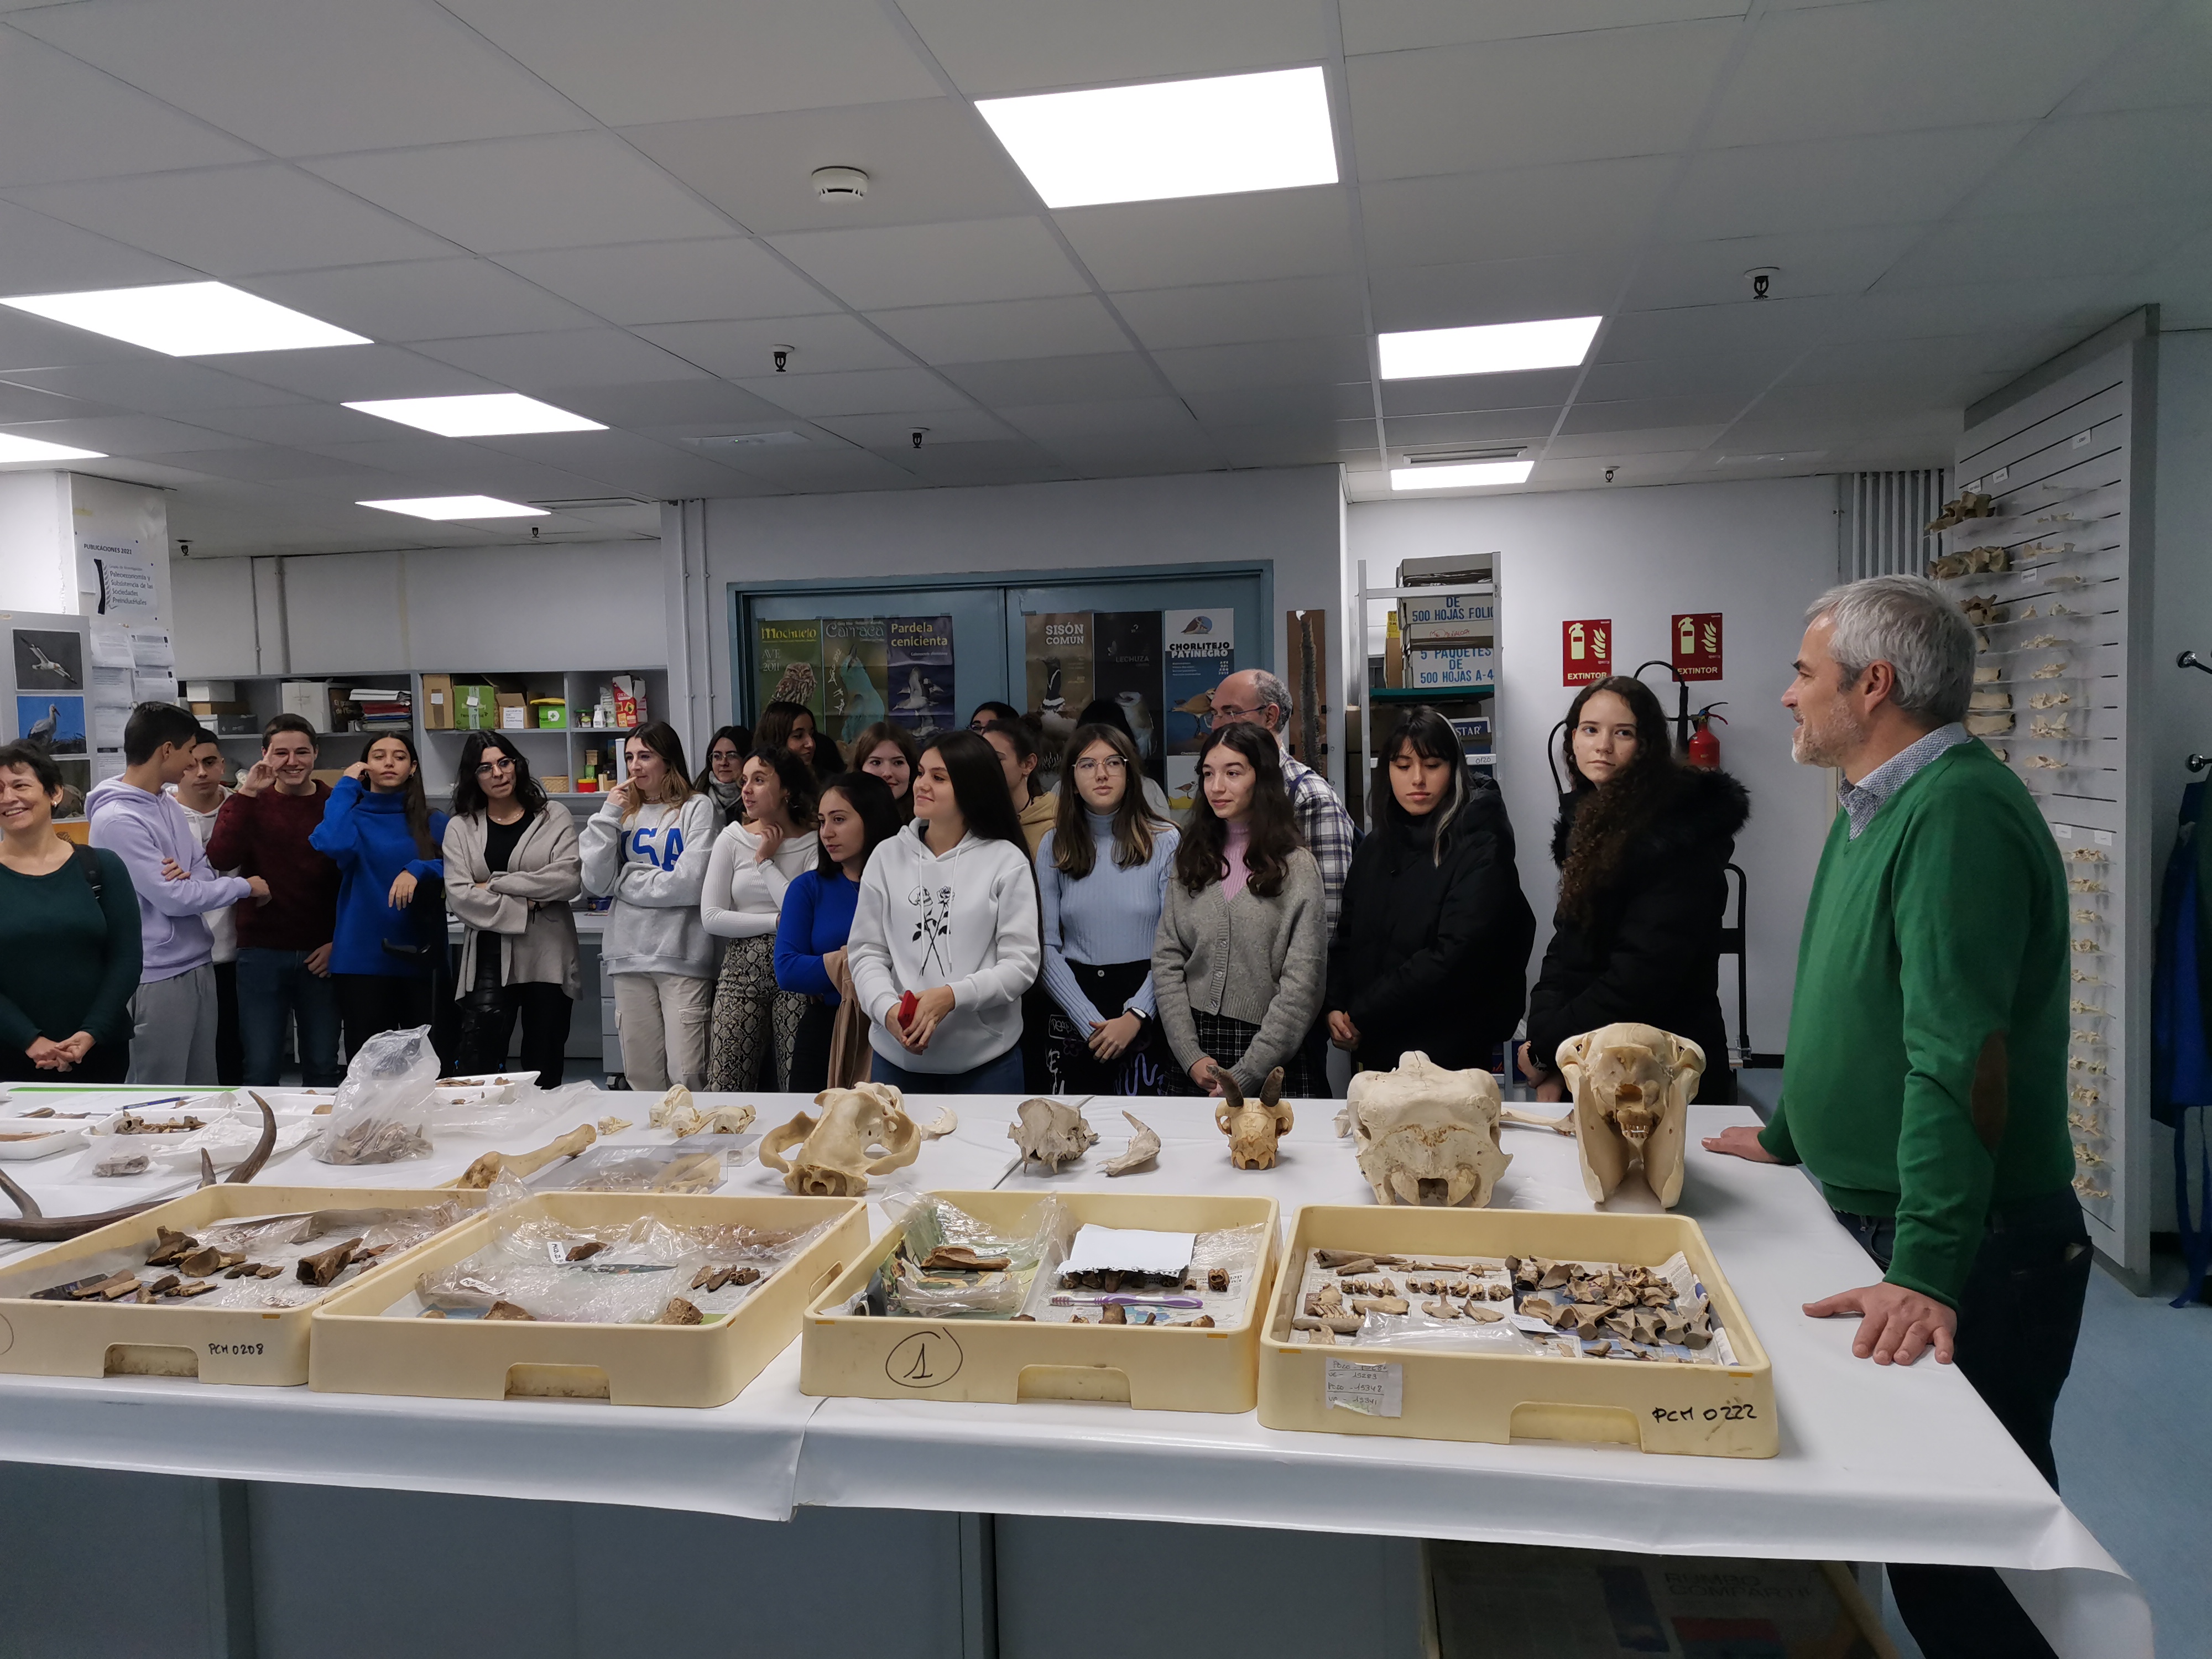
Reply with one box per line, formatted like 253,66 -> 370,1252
1112,274 -> 1364,349
4,163 -> 455,276
0,30 -> 257,189
0,379 -> 109,421
0,304 -> 153,372
635,313 -> 916,377
1382,408 -> 1559,449
899,0 -> 1336,96
1055,187 -> 1354,291
623,99 -> 1036,235
0,199 -> 200,295
176,401 -> 400,445
555,378 -> 793,429
3,411 -> 258,453
1870,208 -> 2198,291
495,239 -> 838,326
936,353 -> 1162,407
411,327 -> 712,390
1000,395 -> 1208,444
1545,425 -> 1728,458
812,408 -> 1016,448
0,358 -> 310,413
2139,226 -> 2212,331
1347,20 -> 1739,180
718,445 -> 920,492
2059,2 -> 2212,116
1667,125 -> 2030,239
1578,352 -> 1796,402
215,342 -> 502,401
132,445 -> 391,482
13,0 -> 594,157
867,295 -> 1129,364
305,133 -> 729,256
241,258 -> 598,343
1598,293 -> 1846,360
767,216 -> 1087,310
1625,222 -> 1928,310
1211,422 -> 1345,467
1558,393 -> 1750,434
1180,382 -> 1347,426
891,441 -> 1076,487
1341,0 -> 1746,56
1359,155 -> 1673,269
1963,107 -> 2212,216
736,366 -> 962,417
1380,368 -> 1576,416
1366,251 -> 1632,332
1148,336 -> 1372,393
442,0 -> 941,127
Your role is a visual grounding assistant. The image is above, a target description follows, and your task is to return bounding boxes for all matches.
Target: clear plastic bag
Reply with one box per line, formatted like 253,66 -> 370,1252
875,1193 -> 1069,1318
314,1026 -> 440,1164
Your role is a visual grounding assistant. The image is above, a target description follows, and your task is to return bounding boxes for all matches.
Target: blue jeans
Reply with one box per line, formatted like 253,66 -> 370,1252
869,1046 -> 1025,1095
236,946 -> 343,1087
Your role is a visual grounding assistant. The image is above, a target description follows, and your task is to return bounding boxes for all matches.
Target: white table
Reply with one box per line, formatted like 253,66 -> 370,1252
0,1086 -> 2150,1658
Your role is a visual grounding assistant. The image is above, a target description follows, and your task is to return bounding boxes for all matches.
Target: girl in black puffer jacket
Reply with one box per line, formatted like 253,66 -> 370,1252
1522,676 -> 1749,1105
1326,707 -> 1536,1075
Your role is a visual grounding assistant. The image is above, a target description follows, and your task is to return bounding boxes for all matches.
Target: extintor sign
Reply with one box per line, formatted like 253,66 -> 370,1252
1672,612 -> 1723,681
1562,618 -> 1612,686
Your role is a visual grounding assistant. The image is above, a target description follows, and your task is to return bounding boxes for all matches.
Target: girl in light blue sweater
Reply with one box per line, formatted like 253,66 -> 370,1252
1034,723 -> 1180,1095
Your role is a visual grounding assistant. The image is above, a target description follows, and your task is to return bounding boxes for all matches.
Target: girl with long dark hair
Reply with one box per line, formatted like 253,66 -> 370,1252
311,731 -> 449,1057
1325,707 -> 1535,1074
757,700 -> 840,782
776,771 -> 902,1092
982,716 -> 1057,856
702,747 -> 819,1091
695,724 -> 752,832
444,731 -> 582,1081
1152,722 -> 1326,1098
1037,723 -> 1180,1095
849,720 -> 921,823
847,729 -> 1039,1093
1521,675 -> 1747,1104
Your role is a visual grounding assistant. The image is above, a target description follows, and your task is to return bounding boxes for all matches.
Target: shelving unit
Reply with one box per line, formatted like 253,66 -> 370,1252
1346,556 -> 1500,831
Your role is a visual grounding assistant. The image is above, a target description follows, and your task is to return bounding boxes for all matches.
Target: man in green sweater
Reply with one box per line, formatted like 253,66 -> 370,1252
1706,574 -> 2087,1659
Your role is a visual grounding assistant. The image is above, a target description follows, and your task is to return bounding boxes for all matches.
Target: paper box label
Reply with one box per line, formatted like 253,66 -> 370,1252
1324,1358 -> 1403,1417
1407,647 -> 1495,688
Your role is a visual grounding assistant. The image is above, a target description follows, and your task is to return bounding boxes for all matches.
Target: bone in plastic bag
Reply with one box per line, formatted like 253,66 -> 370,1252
314,1025 -> 440,1164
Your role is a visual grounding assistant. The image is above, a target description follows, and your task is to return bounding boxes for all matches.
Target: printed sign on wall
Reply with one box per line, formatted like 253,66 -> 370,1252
1672,612 -> 1724,681
1561,618 -> 1611,686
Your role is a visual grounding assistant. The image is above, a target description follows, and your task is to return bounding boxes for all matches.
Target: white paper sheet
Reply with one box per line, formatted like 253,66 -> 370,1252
1058,1224 -> 1194,1279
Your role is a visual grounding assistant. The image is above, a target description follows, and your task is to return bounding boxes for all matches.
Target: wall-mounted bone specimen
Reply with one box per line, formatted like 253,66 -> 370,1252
1007,1097 -> 1098,1174
1347,1051 -> 1511,1207
1217,1068 -> 1293,1170
759,1083 -> 925,1196
1555,1022 -> 1703,1209
1103,1112 -> 1160,1176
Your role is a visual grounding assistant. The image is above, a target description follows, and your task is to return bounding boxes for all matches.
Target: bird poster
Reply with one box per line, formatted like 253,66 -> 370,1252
1022,612 -> 1094,794
755,618 -> 823,717
13,628 -> 82,691
1162,607 -> 1234,755
17,694 -> 86,755
821,616 -> 889,750
885,615 -> 956,742
1092,611 -> 1165,785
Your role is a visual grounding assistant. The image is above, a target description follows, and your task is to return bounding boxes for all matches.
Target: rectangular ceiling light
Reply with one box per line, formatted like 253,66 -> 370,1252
358,495 -> 547,521
0,433 -> 106,463
0,281 -> 369,356
1378,316 -> 1603,380
1389,460 -> 1534,491
345,393 -> 605,437
977,66 -> 1337,209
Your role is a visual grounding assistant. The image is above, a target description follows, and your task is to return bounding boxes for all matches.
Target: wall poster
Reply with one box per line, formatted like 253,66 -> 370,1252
1091,611 -> 1165,785
1561,618 -> 1612,686
6,615 -> 97,814
755,618 -> 823,716
1671,612 -> 1724,681
1163,606 -> 1235,815
885,615 -> 956,742
821,617 -> 888,749
1021,612 -> 1094,794
76,535 -> 158,621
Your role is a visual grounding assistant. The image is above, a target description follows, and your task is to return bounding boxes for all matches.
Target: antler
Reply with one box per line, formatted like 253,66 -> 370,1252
231,1095 -> 279,1183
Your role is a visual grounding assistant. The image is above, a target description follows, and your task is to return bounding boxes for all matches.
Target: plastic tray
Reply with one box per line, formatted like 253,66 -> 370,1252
1258,1206 -> 1775,1457
801,1190 -> 1279,1413
309,1192 -> 867,1408
0,1186 -> 483,1386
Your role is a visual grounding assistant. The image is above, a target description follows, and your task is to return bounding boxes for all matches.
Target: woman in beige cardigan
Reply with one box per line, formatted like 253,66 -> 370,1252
445,732 -> 583,1082
1151,722 -> 1327,1098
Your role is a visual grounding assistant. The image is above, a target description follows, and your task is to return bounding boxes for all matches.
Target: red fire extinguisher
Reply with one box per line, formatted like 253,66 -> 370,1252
1687,704 -> 1728,769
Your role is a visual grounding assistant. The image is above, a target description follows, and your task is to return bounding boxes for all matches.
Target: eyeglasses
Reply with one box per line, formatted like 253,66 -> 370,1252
1072,756 -> 1128,775
709,749 -> 741,764
1207,703 -> 1270,726
474,757 -> 514,776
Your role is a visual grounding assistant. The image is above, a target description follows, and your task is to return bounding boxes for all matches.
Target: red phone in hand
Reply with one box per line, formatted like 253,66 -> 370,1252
897,990 -> 919,1030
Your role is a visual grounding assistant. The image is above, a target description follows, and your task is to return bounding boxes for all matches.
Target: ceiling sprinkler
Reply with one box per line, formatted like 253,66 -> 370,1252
773,345 -> 792,373
1745,267 -> 1780,300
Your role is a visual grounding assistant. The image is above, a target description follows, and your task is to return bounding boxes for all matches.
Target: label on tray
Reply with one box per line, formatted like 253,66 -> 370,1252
1323,1357 -> 1403,1418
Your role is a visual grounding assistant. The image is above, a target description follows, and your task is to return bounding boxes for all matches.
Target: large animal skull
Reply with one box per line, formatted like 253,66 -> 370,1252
1007,1097 -> 1098,1174
1215,1068 -> 1293,1170
758,1083 -> 924,1197
1347,1051 -> 1511,1207
1556,1022 -> 1703,1209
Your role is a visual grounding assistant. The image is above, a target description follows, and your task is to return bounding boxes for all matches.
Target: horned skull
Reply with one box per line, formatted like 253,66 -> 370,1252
758,1083 -> 924,1197
1556,1022 -> 1704,1209
1347,1051 -> 1511,1207
1215,1067 -> 1293,1170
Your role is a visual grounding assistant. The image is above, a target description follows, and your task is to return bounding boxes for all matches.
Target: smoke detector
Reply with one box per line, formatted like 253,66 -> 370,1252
811,166 -> 869,201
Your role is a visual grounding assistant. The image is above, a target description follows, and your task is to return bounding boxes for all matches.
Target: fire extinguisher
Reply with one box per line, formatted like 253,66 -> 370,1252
1687,703 -> 1728,769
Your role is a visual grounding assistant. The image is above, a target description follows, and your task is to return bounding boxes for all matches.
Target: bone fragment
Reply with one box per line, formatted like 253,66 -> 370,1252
1103,1113 -> 1161,1176
455,1124 -> 596,1190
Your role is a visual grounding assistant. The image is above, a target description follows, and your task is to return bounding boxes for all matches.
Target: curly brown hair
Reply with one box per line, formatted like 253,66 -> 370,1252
1556,676 -> 1678,924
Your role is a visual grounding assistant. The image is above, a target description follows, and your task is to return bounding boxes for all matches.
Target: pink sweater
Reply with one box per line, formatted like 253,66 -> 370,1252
1220,820 -> 1252,902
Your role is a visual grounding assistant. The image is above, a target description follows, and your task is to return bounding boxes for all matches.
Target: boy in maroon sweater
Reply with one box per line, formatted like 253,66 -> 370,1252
207,714 -> 343,1084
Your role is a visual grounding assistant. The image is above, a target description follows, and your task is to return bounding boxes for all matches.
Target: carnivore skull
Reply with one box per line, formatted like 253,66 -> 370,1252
1347,1051 -> 1511,1207
757,1083 -> 924,1197
1555,1022 -> 1704,1209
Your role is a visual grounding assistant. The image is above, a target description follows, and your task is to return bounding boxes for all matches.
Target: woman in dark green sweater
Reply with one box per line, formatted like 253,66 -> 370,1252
0,741 -> 141,1082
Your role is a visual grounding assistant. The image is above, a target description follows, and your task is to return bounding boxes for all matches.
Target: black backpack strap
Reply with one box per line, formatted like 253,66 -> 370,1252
69,842 -> 103,900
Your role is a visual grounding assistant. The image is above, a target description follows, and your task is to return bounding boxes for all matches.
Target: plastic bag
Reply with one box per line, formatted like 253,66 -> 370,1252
314,1026 -> 440,1164
875,1193 -> 1069,1318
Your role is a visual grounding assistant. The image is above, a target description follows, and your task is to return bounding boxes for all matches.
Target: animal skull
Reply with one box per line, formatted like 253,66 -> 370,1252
1347,1051 -> 1510,1207
1007,1097 -> 1098,1174
1555,1022 -> 1703,1209
1215,1068 -> 1293,1170
758,1083 -> 925,1197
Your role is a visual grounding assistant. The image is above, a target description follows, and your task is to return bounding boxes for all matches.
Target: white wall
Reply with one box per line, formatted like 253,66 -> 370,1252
0,470 -> 171,620
1349,476 -> 1841,1057
696,466 -> 1350,792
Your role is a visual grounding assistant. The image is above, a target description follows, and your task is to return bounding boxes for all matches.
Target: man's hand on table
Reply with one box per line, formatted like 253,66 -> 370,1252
1700,1124 -> 1778,1162
1804,1281 -> 1957,1366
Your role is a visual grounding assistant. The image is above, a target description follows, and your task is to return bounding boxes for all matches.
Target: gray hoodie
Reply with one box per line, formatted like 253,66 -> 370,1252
87,775 -> 254,983
579,794 -> 717,979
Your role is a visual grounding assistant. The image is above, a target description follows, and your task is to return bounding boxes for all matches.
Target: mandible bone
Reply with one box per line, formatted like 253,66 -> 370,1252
1347,1051 -> 1511,1207
1555,1021 -> 1703,1209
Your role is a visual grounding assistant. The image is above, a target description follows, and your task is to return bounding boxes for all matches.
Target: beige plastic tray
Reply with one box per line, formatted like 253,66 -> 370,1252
0,1186 -> 482,1387
801,1190 -> 1279,1413
1258,1206 -> 1776,1457
309,1192 -> 867,1408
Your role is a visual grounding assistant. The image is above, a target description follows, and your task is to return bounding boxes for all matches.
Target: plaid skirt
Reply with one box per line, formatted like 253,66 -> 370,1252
1188,1009 -> 1326,1100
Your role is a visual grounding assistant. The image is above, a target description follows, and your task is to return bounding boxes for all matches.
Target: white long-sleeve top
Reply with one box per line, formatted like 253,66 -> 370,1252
701,821 -> 820,940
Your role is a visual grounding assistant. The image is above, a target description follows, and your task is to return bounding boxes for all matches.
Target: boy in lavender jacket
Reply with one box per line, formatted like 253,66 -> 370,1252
87,704 -> 267,1084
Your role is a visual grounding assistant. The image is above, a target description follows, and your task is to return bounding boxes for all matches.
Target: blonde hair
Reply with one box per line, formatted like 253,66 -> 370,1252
622,721 -> 696,824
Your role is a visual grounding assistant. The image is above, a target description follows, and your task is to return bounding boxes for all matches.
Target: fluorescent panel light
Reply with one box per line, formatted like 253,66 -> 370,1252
977,66 -> 1337,209
0,433 -> 106,463
345,394 -> 605,437
1389,460 -> 1533,492
358,495 -> 547,521
0,281 -> 369,357
1378,316 -> 1602,380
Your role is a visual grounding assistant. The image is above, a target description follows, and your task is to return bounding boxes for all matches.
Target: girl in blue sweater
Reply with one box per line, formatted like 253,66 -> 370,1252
1035,723 -> 1180,1095
775,771 -> 901,1092
310,733 -> 448,1059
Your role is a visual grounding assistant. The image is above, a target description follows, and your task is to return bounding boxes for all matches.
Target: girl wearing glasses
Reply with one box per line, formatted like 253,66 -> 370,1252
1036,724 -> 1180,1095
444,731 -> 583,1081
694,724 -> 752,832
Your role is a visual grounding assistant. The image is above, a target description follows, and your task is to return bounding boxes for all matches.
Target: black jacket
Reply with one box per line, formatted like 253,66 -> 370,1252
1324,774 -> 1536,1073
1525,768 -> 1749,1105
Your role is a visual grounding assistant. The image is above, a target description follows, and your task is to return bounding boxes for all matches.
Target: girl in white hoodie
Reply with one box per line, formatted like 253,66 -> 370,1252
847,729 -> 1039,1093
580,722 -> 716,1092
701,748 -> 819,1091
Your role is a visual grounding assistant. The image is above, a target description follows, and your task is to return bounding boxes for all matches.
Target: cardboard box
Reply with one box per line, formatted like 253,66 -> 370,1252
499,703 -> 528,731
1406,646 -> 1496,691
213,714 -> 259,737
1399,550 -> 1495,587
183,680 -> 236,704
280,681 -> 330,731
421,673 -> 453,731
530,698 -> 568,729
611,675 -> 641,728
452,683 -> 499,730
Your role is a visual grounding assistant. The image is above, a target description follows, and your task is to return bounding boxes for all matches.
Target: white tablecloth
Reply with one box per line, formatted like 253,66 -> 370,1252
0,1084 -> 2151,1657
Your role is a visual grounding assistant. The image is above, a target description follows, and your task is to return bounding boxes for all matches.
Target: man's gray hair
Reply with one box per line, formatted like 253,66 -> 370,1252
1805,575 -> 1973,726
1248,669 -> 1295,722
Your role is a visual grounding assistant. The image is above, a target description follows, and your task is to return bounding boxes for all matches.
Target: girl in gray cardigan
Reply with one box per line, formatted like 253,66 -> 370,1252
1152,723 -> 1327,1098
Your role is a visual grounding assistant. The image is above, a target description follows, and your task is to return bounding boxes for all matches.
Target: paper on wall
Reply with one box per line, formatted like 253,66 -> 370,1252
129,630 -> 174,672
77,536 -> 158,622
88,620 -> 134,670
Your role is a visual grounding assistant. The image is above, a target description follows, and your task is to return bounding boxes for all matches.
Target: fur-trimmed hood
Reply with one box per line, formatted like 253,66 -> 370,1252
1550,766 -> 1750,869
